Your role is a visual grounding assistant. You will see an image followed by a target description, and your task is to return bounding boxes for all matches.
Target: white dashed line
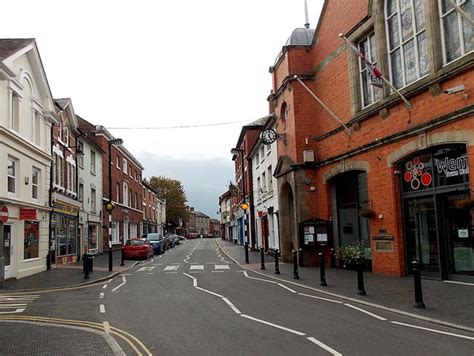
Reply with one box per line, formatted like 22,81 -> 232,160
99,304 -> 105,313
190,265 -> 204,270
277,283 -> 297,293
240,314 -> 306,336
112,275 -> 127,292
298,293 -> 343,304
103,321 -> 111,334
390,321 -> 474,340
100,293 -> 104,299
307,337 -> 342,356
103,285 -> 108,289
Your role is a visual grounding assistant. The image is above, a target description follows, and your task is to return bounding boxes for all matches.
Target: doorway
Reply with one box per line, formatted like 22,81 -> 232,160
405,197 -> 440,277
3,225 -> 12,279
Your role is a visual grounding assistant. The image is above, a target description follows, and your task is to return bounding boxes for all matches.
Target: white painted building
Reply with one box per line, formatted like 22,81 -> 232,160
77,118 -> 104,255
249,118 -> 280,251
156,198 -> 166,236
0,39 -> 57,279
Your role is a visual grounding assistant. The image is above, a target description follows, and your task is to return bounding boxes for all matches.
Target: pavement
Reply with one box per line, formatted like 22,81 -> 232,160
0,250 -> 137,292
216,239 -> 474,333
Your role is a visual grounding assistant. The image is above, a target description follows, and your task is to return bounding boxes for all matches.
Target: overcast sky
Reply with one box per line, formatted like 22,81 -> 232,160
2,0 -> 323,217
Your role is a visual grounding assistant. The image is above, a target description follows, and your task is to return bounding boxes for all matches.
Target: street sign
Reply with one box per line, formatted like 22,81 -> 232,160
0,205 -> 8,223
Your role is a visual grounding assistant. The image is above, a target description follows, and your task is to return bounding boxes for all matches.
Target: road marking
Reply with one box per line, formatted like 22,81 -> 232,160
112,275 -> 127,292
206,262 -> 217,264
215,265 -> 230,270
107,279 -> 113,283
390,321 -> 474,340
100,293 -> 104,299
344,303 -> 387,321
241,271 -> 276,284
196,286 -> 224,298
222,298 -> 241,314
103,321 -> 111,334
212,271 -> 224,273
307,337 -> 342,356
190,265 -> 204,270
298,293 -> 343,304
99,304 -> 105,313
103,285 -> 108,289
277,283 -> 297,293
0,309 -> 25,314
137,266 -> 156,272
164,265 -> 179,271
165,272 -> 178,274
240,314 -> 306,336
171,263 -> 181,265
0,304 -> 28,308
443,280 -> 474,286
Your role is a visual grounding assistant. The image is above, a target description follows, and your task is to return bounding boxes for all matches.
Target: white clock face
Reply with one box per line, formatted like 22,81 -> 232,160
261,129 -> 277,144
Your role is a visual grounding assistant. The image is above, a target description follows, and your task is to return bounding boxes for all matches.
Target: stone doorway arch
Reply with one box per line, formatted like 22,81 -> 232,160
279,182 -> 296,261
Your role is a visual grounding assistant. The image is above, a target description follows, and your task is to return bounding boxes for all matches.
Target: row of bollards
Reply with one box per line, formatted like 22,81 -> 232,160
251,247 -> 425,309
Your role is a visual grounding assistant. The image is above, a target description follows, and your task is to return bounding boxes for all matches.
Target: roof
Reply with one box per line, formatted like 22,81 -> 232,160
234,114 -> 275,150
0,39 -> 34,61
285,27 -> 315,46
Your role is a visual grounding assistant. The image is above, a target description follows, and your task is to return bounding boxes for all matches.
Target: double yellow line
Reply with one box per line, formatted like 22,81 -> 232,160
0,315 -> 152,355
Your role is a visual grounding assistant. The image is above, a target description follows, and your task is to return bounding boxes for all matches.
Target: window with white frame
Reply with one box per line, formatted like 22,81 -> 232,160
12,94 -> 20,132
123,159 -> 127,174
79,183 -> 84,207
385,0 -> 429,88
260,146 -> 265,163
90,150 -> 96,175
123,182 -> 129,206
111,221 -> 119,242
77,141 -> 84,168
32,168 -> 39,200
57,122 -> 63,142
439,0 -> 473,63
116,183 -> 120,203
7,158 -> 17,194
91,188 -> 96,213
64,127 -> 69,147
358,33 -> 382,107
116,155 -> 120,169
267,166 -> 273,192
129,189 -> 132,206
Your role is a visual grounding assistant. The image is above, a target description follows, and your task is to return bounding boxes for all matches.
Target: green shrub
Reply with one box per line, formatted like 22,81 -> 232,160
335,242 -> 366,268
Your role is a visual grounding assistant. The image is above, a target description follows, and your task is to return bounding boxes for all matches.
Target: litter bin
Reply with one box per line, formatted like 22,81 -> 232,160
83,253 -> 94,273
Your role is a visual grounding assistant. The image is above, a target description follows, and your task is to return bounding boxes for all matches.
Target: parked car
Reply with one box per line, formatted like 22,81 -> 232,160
144,233 -> 164,255
123,238 -> 153,260
164,234 -> 175,249
177,234 -> 185,241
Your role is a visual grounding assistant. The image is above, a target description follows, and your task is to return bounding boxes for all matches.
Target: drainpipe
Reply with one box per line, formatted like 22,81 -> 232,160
47,123 -> 55,270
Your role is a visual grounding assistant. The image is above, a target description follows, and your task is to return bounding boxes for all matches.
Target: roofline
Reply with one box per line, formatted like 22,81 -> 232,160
235,114 -> 275,149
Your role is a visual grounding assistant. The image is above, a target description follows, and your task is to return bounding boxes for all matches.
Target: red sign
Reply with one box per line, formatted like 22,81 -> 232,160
0,205 -> 8,223
20,208 -> 37,220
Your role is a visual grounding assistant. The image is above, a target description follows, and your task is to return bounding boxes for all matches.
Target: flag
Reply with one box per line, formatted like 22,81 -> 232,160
342,35 -> 383,88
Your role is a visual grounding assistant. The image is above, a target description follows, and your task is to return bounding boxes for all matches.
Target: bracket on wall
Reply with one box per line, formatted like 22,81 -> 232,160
277,133 -> 287,145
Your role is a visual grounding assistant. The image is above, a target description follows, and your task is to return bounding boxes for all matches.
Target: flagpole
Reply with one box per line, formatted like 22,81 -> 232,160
339,33 -> 412,110
294,76 -> 352,137
448,0 -> 474,26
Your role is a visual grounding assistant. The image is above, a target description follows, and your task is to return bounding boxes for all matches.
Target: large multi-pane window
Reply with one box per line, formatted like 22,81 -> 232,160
359,33 -> 382,107
7,158 -> 16,194
90,150 -> 96,174
32,168 -> 39,200
123,182 -> 129,206
91,188 -> 96,213
439,0 -> 473,63
385,0 -> 429,88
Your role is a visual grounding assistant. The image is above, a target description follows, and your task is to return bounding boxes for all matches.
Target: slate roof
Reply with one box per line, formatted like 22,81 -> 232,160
0,39 -> 35,61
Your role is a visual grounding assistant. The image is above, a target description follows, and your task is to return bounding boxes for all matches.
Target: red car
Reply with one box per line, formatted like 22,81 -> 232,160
123,238 -> 153,260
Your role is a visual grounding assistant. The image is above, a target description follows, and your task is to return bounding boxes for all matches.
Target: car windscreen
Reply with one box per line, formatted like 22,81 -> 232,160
146,234 -> 161,241
126,240 -> 144,246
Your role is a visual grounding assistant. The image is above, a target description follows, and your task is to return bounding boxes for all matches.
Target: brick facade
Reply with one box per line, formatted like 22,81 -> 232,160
269,0 -> 473,279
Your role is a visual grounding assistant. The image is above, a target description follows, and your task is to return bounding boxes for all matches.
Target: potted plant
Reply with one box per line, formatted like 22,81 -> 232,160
335,242 -> 366,269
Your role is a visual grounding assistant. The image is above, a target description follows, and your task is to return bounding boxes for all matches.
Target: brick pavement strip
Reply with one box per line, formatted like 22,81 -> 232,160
0,321 -> 120,355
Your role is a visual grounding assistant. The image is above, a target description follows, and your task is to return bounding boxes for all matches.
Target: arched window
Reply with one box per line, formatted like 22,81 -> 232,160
439,0 -> 473,63
385,0 -> 429,88
279,102 -> 288,130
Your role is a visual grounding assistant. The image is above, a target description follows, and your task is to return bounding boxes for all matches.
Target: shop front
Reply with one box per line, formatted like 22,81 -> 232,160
399,144 -> 474,281
51,198 -> 80,265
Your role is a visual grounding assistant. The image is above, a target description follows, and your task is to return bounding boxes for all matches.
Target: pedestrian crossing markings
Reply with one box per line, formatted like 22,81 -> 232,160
0,295 -> 39,314
137,265 -> 231,272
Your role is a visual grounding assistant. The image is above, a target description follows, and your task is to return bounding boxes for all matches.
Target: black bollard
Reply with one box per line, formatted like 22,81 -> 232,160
260,247 -> 266,270
244,242 -> 249,264
412,260 -> 425,309
298,248 -> 304,267
356,257 -> 366,295
84,255 -> 90,280
330,248 -> 336,268
292,250 -> 300,279
319,252 -> 327,286
274,249 -> 280,274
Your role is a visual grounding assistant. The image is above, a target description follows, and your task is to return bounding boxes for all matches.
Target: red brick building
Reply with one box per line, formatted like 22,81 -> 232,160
78,121 -> 144,249
269,0 -> 473,281
142,180 -> 158,235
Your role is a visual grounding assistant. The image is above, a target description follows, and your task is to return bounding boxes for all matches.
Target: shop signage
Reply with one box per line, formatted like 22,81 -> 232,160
435,154 -> 469,178
403,157 -> 432,190
53,200 -> 80,216
0,205 -> 8,223
20,208 -> 37,220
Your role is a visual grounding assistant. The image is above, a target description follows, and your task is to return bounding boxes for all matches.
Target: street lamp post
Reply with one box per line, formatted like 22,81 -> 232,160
231,147 -> 249,263
106,138 -> 123,272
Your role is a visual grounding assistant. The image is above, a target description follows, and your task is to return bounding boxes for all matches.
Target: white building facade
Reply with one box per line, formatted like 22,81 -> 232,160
249,120 -> 280,252
156,198 -> 166,236
0,39 -> 57,279
77,128 -> 103,255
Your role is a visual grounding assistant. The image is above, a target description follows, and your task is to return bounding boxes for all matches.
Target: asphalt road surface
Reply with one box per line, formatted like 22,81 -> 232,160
21,238 -> 474,355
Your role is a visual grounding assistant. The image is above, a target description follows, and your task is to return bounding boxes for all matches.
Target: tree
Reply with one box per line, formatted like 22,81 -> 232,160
148,176 -> 188,227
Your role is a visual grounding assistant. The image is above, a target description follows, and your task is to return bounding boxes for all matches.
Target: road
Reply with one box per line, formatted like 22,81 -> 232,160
4,238 -> 473,355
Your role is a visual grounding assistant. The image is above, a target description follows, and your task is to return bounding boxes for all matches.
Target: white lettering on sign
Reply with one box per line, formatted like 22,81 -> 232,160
435,154 -> 469,178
